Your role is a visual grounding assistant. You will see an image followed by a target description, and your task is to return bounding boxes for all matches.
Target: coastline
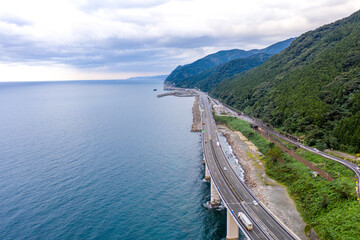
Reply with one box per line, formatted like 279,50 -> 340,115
175,89 -> 306,238
217,125 -> 307,240
191,95 -> 202,132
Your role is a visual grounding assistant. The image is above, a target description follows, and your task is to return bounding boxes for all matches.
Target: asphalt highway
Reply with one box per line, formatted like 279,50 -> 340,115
199,91 -> 298,240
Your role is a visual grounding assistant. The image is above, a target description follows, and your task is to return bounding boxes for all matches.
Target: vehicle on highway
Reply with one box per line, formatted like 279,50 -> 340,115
216,141 -> 220,147
238,212 -> 253,230
224,167 -> 227,171
253,200 -> 258,206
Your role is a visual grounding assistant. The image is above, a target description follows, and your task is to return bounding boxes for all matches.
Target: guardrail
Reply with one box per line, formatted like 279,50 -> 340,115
213,121 -> 299,240
201,128 -> 253,240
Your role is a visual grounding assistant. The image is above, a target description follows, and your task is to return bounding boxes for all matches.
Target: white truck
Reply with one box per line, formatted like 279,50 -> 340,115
238,212 -> 253,230
216,141 -> 220,147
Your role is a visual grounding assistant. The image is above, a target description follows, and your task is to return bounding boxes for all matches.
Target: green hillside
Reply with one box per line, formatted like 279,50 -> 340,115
172,53 -> 272,91
165,38 -> 294,88
211,10 -> 360,152
165,49 -> 253,86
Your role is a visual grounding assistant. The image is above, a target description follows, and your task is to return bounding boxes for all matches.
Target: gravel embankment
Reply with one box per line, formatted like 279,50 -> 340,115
217,125 -> 307,240
191,95 -> 202,132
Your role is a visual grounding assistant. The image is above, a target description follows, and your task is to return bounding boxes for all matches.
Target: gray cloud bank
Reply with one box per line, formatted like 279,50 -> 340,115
0,0 -> 359,76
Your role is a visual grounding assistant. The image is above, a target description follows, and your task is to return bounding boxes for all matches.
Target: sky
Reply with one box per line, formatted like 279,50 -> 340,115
0,0 -> 359,82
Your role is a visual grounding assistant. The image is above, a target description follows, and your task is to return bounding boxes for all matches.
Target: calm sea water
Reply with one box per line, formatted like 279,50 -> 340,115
0,80 -> 227,239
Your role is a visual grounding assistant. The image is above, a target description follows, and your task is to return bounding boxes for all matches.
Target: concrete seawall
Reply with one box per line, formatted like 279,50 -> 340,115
157,90 -> 194,98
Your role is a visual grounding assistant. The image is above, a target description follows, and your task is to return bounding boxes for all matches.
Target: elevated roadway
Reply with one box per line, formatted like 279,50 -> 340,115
199,91 -> 298,240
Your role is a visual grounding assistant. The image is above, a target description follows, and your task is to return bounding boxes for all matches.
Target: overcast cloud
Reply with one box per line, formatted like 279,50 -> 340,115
0,0 -> 359,81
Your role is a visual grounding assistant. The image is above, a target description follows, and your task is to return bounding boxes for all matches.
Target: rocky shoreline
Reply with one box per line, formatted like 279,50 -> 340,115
182,89 -> 307,239
191,95 -> 202,132
217,125 -> 307,240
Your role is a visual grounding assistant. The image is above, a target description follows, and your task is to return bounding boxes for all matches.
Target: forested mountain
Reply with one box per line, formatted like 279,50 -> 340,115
211,10 -> 360,152
248,38 -> 297,55
165,49 -> 253,86
165,38 -> 294,88
170,53 -> 272,91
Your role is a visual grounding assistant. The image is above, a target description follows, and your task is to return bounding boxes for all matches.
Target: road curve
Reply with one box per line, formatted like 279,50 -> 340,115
198,91 -> 299,240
